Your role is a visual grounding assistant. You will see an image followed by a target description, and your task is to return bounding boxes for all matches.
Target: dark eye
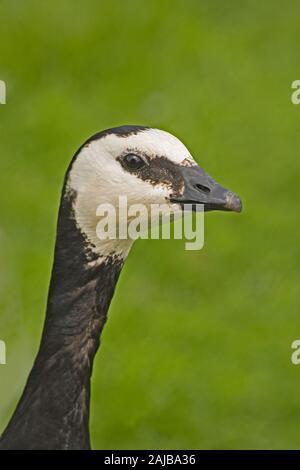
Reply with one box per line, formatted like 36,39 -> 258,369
122,153 -> 145,171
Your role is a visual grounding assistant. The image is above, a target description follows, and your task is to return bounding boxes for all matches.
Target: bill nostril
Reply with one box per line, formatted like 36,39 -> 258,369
194,183 -> 211,194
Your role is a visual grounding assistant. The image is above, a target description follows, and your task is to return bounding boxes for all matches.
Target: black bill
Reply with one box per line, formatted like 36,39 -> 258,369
171,164 -> 242,213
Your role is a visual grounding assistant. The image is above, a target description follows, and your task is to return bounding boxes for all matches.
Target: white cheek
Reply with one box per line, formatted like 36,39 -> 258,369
68,147 -> 174,258
125,180 -> 169,205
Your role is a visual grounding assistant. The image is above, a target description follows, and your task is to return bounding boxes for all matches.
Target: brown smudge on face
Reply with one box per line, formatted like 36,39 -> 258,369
181,157 -> 195,167
118,154 -> 185,197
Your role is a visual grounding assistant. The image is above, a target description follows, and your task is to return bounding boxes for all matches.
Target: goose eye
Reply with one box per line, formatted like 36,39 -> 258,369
122,153 -> 145,171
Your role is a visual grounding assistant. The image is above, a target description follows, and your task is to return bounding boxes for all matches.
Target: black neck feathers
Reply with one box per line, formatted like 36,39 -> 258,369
0,187 -> 123,450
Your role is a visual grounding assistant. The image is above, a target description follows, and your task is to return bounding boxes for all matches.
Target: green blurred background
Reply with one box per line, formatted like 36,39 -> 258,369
0,0 -> 300,449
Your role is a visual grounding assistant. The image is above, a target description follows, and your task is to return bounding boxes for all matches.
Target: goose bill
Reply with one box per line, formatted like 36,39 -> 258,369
171,164 -> 242,213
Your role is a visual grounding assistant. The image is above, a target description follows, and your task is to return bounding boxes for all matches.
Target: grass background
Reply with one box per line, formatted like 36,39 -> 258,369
0,0 -> 300,449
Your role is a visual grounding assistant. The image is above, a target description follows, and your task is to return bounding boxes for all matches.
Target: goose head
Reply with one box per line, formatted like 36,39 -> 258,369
67,126 -> 242,259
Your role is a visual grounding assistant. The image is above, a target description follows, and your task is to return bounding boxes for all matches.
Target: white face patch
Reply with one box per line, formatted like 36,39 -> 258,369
67,128 -> 197,259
